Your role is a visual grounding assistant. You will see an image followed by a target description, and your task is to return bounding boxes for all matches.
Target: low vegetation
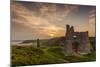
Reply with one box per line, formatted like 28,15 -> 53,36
12,45 -> 96,67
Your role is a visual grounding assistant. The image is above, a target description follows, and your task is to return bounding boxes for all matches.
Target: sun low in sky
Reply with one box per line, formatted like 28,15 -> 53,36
11,1 -> 96,40
49,33 -> 55,37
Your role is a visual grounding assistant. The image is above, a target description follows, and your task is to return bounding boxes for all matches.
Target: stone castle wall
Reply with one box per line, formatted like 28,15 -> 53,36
64,24 -> 92,56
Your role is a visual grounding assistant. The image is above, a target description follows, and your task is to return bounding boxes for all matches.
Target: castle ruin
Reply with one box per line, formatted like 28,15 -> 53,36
64,24 -> 92,56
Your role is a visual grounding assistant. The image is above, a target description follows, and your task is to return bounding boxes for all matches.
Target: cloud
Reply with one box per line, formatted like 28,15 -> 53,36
11,1 -> 95,40
88,9 -> 96,36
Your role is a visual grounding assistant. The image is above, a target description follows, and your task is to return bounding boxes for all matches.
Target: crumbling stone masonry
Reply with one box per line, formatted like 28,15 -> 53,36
64,24 -> 92,56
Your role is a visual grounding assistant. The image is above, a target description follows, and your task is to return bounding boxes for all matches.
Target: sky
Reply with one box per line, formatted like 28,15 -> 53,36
11,1 -> 96,40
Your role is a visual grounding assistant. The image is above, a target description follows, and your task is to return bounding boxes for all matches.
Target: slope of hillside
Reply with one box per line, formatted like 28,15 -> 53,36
12,46 -> 96,66
20,37 -> 96,48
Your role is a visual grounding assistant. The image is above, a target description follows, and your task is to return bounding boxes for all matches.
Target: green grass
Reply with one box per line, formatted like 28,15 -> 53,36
12,46 -> 96,66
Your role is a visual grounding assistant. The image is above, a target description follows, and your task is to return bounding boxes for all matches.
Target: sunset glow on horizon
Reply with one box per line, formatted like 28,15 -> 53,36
11,1 -> 96,40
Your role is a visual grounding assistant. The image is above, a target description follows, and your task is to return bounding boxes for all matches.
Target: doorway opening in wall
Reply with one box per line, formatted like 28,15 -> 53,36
72,42 -> 80,53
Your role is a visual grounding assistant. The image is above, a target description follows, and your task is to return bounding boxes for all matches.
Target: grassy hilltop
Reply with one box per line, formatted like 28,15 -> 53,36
12,37 -> 96,66
12,46 -> 96,66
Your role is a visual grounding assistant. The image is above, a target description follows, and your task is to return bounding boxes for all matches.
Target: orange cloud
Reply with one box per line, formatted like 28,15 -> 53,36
11,1 -> 95,39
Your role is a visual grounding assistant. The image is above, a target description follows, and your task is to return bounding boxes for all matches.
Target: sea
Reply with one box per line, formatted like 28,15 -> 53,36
11,40 -> 37,46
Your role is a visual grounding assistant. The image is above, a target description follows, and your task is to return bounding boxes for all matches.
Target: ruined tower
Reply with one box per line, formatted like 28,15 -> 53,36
64,24 -> 92,56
